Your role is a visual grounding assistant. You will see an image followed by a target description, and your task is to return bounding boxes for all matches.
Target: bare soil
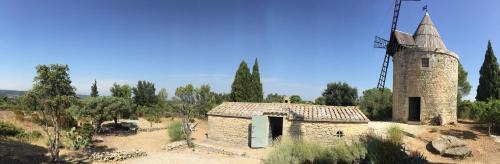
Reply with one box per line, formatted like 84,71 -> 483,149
369,121 -> 500,164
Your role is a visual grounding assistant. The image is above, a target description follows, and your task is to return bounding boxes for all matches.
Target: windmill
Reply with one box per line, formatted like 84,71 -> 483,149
374,0 -> 420,91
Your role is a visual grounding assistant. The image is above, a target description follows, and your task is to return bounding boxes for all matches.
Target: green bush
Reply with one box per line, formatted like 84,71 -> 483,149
16,130 -> 42,142
362,135 -> 426,164
266,137 -> 322,164
387,124 -> 404,143
266,135 -> 427,164
316,142 -> 367,164
168,121 -> 185,141
0,120 -> 24,137
65,123 -> 94,150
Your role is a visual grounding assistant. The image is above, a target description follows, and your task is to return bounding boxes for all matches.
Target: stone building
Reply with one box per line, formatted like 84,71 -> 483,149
392,12 -> 459,125
207,102 -> 369,147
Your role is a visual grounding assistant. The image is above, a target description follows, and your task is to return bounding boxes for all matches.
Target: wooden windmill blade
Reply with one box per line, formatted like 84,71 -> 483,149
375,0 -> 420,91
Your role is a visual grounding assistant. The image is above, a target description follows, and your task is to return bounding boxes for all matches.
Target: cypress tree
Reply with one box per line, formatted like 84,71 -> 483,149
476,40 -> 500,101
90,79 -> 99,97
251,58 -> 263,102
231,60 -> 252,102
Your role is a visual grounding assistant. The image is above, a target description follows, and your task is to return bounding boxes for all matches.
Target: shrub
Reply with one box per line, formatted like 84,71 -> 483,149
16,130 -> 42,142
168,121 -> 185,141
0,120 -> 24,137
65,123 -> 94,150
316,142 -> 367,164
266,135 -> 427,164
430,127 -> 439,133
362,135 -> 426,164
387,124 -> 404,143
266,137 -> 322,164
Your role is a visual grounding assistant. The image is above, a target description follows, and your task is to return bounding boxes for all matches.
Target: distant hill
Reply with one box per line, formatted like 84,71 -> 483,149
0,90 -> 26,98
0,90 -> 89,98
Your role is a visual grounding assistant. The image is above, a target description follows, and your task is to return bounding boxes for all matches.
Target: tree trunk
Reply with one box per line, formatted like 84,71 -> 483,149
182,116 -> 193,147
114,117 -> 118,127
54,120 -> 60,162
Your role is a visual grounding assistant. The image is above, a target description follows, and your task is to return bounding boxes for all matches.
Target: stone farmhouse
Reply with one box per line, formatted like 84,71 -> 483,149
207,102 -> 369,148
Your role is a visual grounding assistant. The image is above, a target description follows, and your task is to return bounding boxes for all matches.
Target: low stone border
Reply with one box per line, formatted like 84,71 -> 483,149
164,141 -> 245,156
138,127 -> 167,132
90,150 -> 147,162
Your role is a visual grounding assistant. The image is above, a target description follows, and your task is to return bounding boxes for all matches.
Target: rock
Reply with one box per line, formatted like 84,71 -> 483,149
431,135 -> 471,158
443,146 -> 471,157
90,150 -> 147,162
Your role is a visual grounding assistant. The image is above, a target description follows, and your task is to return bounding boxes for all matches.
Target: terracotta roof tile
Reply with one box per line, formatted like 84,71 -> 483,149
207,102 -> 369,123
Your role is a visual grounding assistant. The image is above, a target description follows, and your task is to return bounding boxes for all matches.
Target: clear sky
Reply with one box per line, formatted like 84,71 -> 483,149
0,0 -> 498,101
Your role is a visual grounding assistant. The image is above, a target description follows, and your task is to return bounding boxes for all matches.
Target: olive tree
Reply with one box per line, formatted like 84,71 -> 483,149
22,64 -> 77,162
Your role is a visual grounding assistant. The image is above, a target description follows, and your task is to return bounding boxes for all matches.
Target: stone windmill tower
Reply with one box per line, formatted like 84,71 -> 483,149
390,12 -> 459,125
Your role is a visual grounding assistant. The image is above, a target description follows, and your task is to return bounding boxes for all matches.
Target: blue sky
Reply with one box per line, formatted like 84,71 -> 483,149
0,0 -> 498,101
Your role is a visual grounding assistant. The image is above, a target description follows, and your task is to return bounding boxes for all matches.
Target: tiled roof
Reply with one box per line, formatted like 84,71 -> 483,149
207,102 -> 369,123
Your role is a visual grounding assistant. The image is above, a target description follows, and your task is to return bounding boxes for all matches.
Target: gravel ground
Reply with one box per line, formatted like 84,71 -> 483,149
120,149 -> 262,164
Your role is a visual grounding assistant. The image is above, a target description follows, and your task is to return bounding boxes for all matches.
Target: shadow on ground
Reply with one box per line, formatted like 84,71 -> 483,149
440,129 -> 479,140
0,139 -> 49,164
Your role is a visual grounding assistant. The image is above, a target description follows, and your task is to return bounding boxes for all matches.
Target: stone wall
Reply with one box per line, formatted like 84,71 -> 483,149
208,115 -> 368,146
393,49 -> 458,125
284,120 -> 368,145
208,116 -> 251,146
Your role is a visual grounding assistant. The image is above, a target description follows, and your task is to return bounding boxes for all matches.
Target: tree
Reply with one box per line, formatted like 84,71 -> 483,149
476,41 -> 500,101
478,99 -> 500,135
457,63 -> 472,118
265,93 -> 285,103
322,82 -> 358,106
174,84 -> 197,147
139,105 -> 163,127
157,88 -> 168,108
458,63 -> 472,99
22,64 -> 77,162
315,96 -> 326,105
110,83 -> 132,99
132,81 -> 158,107
251,58 -> 264,102
90,79 -> 99,97
359,88 -> 392,120
231,61 -> 252,102
290,95 -> 302,104
69,96 -> 131,130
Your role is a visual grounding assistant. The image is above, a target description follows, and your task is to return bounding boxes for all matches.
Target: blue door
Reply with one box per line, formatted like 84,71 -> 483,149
251,116 -> 269,148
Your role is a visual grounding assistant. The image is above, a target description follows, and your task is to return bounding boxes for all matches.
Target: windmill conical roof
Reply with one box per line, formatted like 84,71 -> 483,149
413,12 -> 447,50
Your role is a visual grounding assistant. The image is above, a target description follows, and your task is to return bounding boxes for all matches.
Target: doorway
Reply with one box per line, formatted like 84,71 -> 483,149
268,117 -> 283,144
408,97 -> 421,121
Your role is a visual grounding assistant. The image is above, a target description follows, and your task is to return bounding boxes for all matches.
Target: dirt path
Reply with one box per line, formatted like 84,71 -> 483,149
120,149 -> 262,164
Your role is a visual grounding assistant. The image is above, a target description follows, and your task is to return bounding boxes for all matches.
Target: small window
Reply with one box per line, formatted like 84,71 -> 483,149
336,131 -> 344,138
421,58 -> 429,67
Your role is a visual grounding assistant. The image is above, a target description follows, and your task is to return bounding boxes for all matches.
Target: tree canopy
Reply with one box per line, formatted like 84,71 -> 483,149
476,41 -> 500,101
231,59 -> 264,102
322,82 -> 358,106
110,83 -> 132,99
90,79 -> 99,97
251,58 -> 263,102
290,95 -> 302,104
265,93 -> 285,103
132,81 -> 158,106
359,88 -> 392,120
231,61 -> 252,102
